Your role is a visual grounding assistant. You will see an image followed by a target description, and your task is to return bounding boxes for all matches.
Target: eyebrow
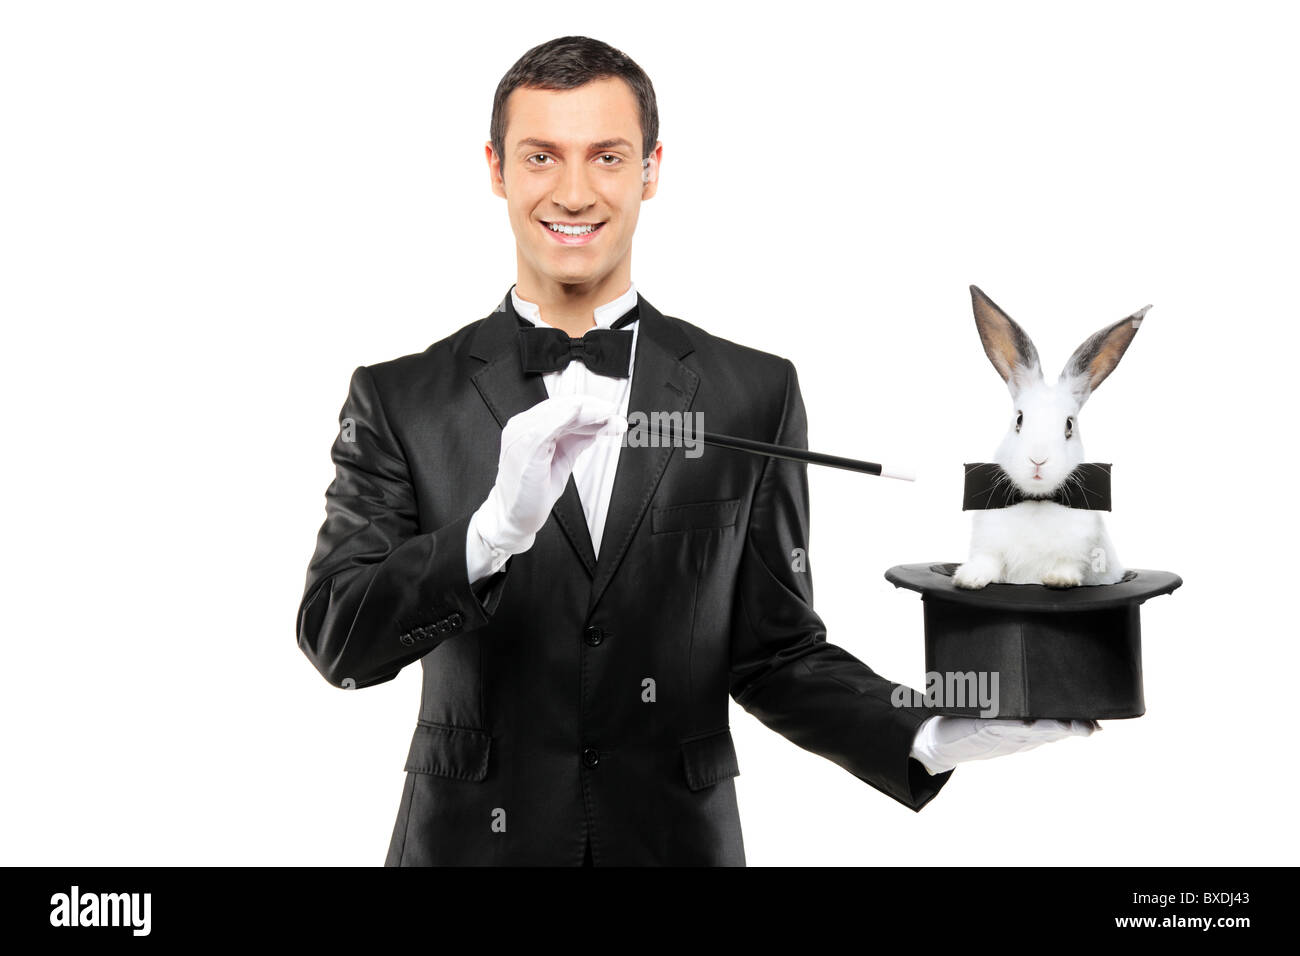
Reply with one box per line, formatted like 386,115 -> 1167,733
516,137 -> 636,153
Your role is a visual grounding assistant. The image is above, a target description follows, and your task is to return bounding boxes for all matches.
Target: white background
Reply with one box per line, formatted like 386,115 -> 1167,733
2,0 -> 1295,866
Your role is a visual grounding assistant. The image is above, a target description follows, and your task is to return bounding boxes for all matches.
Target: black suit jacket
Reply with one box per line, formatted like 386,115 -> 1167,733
297,288 -> 952,866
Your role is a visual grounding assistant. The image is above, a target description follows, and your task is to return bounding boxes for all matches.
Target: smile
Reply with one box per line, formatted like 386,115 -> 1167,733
541,220 -> 606,245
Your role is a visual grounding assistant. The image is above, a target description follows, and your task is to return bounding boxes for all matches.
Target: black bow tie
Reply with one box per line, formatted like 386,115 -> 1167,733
517,304 -> 639,378
962,462 -> 1113,511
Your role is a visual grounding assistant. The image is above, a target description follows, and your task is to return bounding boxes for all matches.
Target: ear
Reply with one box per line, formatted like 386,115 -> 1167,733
970,285 -> 1043,396
1058,304 -> 1151,406
640,141 -> 662,200
486,140 -> 506,199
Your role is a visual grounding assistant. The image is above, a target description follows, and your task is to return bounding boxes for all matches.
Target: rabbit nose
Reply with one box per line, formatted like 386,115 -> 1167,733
1030,457 -> 1047,466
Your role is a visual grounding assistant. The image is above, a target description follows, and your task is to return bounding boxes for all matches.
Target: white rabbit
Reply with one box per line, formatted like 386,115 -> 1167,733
952,285 -> 1150,590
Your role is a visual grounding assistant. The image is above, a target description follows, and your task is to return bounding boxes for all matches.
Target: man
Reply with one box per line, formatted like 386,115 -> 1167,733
297,35 -> 1094,866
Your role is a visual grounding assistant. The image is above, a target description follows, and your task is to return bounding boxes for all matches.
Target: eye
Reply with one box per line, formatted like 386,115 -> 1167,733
1065,416 -> 1074,439
1015,411 -> 1023,432
526,153 -> 555,167
596,153 -> 622,166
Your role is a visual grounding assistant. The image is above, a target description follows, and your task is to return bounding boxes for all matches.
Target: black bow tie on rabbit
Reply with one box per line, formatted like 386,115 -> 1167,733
962,461 -> 1112,511
952,286 -> 1150,590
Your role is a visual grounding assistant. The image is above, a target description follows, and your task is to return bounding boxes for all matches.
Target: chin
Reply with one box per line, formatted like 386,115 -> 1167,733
523,251 -> 583,280
547,254 -> 614,281
1015,475 -> 1065,498
544,264 -> 602,286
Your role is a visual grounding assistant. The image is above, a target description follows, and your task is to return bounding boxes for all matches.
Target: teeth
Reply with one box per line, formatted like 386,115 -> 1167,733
546,222 -> 599,236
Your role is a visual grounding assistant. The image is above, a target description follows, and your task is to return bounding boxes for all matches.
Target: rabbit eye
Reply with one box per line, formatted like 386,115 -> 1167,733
1065,416 -> 1074,439
1015,411 -> 1023,432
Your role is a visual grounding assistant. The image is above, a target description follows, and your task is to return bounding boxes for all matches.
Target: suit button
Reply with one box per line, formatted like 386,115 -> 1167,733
584,625 -> 605,647
582,748 -> 600,769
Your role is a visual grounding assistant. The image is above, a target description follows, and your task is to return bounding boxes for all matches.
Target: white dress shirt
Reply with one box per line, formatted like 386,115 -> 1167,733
466,281 -> 640,585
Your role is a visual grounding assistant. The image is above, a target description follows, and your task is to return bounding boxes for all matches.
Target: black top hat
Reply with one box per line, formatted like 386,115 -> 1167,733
885,563 -> 1182,720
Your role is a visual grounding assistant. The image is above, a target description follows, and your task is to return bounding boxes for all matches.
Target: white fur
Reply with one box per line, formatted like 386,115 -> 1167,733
952,296 -> 1144,590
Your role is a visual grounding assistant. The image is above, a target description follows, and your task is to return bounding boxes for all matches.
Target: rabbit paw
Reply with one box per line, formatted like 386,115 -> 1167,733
952,563 -> 993,589
1042,566 -> 1083,589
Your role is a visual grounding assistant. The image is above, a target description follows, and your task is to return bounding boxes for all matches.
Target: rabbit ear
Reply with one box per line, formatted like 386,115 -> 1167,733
1058,304 -> 1151,406
970,285 -> 1043,395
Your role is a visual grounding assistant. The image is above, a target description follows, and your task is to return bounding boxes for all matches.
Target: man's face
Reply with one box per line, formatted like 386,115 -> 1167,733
489,77 -> 659,292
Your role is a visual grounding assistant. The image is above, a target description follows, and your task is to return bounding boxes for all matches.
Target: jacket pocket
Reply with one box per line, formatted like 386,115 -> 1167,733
404,721 -> 492,782
652,497 -> 741,534
680,727 -> 740,791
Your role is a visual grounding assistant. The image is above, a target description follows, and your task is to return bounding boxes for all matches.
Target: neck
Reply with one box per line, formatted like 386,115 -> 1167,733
514,264 -> 633,337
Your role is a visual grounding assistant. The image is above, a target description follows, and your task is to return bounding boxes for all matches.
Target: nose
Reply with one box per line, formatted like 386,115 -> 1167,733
552,160 -> 597,212
1030,457 -> 1047,466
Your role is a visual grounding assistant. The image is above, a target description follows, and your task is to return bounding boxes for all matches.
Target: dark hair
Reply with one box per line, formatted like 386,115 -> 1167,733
490,36 -> 659,179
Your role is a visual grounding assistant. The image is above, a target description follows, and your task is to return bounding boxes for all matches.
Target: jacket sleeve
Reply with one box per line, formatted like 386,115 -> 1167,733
728,359 -> 953,810
297,365 -> 510,689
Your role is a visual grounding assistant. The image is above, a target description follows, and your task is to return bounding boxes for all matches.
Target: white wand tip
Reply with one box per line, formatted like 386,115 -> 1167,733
879,463 -> 916,482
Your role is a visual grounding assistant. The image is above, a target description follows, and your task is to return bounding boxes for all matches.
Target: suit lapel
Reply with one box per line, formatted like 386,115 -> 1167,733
467,288 -> 700,605
588,294 -> 698,615
470,290 -> 599,575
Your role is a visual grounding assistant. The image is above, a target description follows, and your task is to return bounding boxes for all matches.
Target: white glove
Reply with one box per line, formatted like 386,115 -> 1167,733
469,394 -> 627,573
909,715 -> 1100,775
